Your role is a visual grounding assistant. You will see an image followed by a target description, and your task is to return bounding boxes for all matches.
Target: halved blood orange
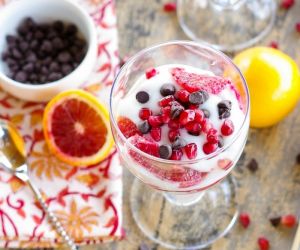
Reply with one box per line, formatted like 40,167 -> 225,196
43,89 -> 113,166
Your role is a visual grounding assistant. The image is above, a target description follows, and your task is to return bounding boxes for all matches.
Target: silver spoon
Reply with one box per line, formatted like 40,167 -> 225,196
0,121 -> 78,250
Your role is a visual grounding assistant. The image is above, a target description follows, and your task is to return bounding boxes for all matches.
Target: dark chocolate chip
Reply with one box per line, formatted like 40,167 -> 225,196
23,63 -> 34,73
49,62 -> 59,72
17,23 -> 28,36
53,20 -> 64,33
159,145 -> 172,159
172,137 -> 187,149
52,37 -> 64,50
6,35 -> 18,45
15,71 -> 27,82
41,40 -> 52,53
218,100 -> 232,110
218,100 -> 232,119
202,109 -> 210,118
136,91 -> 150,104
19,41 -> 29,52
57,51 -> 71,63
1,52 -> 9,61
12,48 -> 22,59
218,136 -> 224,148
65,24 -> 78,35
269,217 -> 281,227
246,158 -> 258,172
24,17 -> 36,29
30,40 -> 39,49
138,121 -> 151,134
189,90 -> 209,105
170,102 -> 184,119
41,66 -> 48,75
160,83 -> 176,96
34,30 -> 44,40
48,72 -> 63,82
62,64 -> 73,75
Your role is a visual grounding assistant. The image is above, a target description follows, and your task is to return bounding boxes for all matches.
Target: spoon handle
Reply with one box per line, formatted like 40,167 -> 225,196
27,179 -> 78,250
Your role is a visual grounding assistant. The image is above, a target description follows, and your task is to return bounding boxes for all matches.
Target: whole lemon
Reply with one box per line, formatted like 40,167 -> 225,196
233,47 -> 300,128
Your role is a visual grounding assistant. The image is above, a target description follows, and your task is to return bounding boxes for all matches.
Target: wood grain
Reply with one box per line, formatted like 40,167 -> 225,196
88,0 -> 300,250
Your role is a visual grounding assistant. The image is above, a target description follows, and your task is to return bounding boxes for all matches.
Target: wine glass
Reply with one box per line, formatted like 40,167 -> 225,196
110,41 -> 250,249
177,0 -> 276,52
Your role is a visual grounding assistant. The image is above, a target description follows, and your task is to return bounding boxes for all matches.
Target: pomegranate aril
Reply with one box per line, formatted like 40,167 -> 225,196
239,213 -> 250,228
194,109 -> 204,123
203,142 -> 218,155
207,128 -> 218,143
175,89 -> 190,103
185,121 -> 201,136
221,119 -> 234,136
201,119 -> 213,133
188,104 -> 199,110
163,2 -> 177,12
168,119 -> 180,129
269,41 -> 278,49
184,143 -> 197,159
150,127 -> 161,142
281,214 -> 297,228
168,129 -> 180,142
179,109 -> 195,126
145,68 -> 157,79
161,106 -> 171,123
148,115 -> 163,127
258,237 -> 270,250
280,0 -> 294,9
159,95 -> 175,107
170,149 -> 183,160
139,108 -> 152,120
295,22 -> 300,33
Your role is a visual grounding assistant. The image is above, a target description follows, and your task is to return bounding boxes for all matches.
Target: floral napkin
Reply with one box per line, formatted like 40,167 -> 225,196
0,0 -> 123,248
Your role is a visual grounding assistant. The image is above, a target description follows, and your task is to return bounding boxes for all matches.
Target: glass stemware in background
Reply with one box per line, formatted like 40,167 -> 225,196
110,41 -> 250,249
177,0 -> 276,52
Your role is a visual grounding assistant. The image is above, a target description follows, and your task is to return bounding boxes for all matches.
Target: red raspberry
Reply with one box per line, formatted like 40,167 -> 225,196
258,237 -> 270,250
281,214 -> 297,228
201,119 -> 213,133
163,2 -> 176,12
139,108 -> 152,120
280,0 -> 294,9
175,89 -> 190,103
145,68 -> 157,79
194,109 -> 204,123
207,128 -> 218,143
148,115 -> 163,127
184,143 -> 197,159
221,120 -> 234,136
170,149 -> 183,160
159,95 -> 175,107
168,129 -> 180,142
295,22 -> 300,33
168,119 -> 180,129
179,110 -> 195,126
150,127 -> 161,142
203,142 -> 218,154
185,121 -> 201,135
239,213 -> 251,228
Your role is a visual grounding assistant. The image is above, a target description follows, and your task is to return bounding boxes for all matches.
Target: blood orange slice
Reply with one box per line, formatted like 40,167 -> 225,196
43,90 -> 113,166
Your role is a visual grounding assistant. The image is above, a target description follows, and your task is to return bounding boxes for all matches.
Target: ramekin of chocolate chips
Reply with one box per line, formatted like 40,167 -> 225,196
0,0 -> 97,102
2,18 -> 87,84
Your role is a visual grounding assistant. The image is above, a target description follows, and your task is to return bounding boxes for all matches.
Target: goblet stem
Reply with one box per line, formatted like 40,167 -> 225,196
163,191 -> 206,206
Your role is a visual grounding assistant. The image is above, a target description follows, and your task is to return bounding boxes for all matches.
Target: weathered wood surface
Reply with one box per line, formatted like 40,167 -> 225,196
88,0 -> 300,250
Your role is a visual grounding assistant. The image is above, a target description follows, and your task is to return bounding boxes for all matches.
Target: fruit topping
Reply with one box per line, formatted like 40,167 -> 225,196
171,67 -> 231,94
160,83 -> 176,96
188,90 -> 209,105
150,127 -> 161,142
258,237 -> 270,250
179,109 -> 195,126
159,95 -> 175,107
145,68 -> 157,79
184,143 -> 197,159
138,120 -> 151,134
281,214 -> 297,228
168,129 -> 180,142
170,149 -> 183,160
194,109 -> 204,123
185,121 -> 201,136
130,135 -> 159,157
221,119 -> 234,136
163,2 -> 177,12
207,128 -> 218,143
203,142 -> 218,155
148,115 -> 163,127
118,116 -> 139,138
201,118 -> 213,133
159,144 -> 172,159
168,119 -> 180,129
139,108 -> 152,120
218,100 -> 232,119
246,158 -> 259,172
280,0 -> 294,9
136,91 -> 150,103
239,213 -> 251,228
175,89 -> 190,103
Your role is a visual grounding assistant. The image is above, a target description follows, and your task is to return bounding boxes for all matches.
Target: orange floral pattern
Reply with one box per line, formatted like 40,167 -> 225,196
0,0 -> 123,248
55,200 -> 99,240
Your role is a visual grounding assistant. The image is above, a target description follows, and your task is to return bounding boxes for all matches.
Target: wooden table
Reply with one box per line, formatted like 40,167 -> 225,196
95,1 -> 300,249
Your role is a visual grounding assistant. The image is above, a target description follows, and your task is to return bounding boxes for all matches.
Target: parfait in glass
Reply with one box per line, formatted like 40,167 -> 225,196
110,41 -> 250,249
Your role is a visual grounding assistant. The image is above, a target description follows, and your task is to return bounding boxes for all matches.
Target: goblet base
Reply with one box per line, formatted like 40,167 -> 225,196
130,175 -> 239,249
